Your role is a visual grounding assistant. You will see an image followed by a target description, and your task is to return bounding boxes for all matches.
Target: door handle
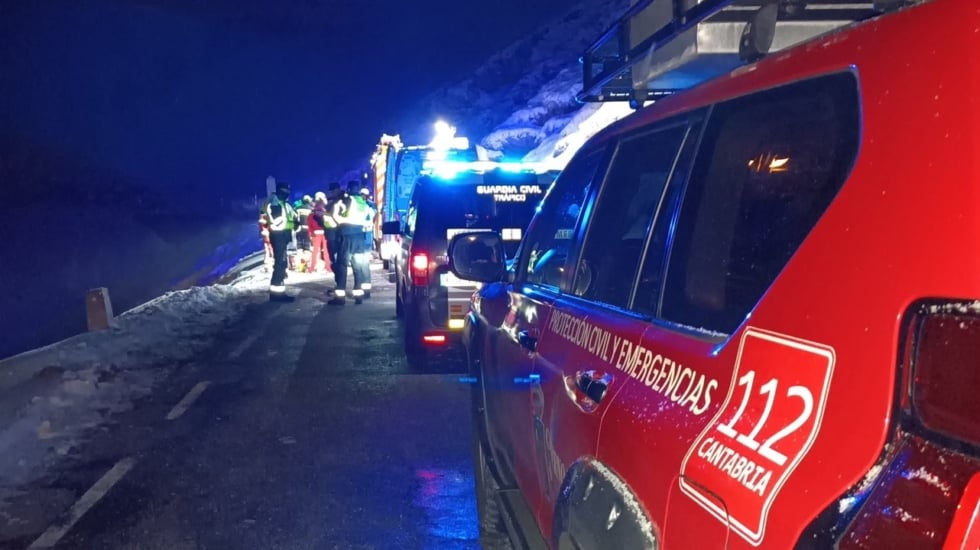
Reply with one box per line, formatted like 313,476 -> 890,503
518,329 -> 538,352
576,370 -> 611,404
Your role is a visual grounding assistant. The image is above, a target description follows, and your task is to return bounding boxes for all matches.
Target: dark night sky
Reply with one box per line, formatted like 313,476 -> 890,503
0,0 -> 572,202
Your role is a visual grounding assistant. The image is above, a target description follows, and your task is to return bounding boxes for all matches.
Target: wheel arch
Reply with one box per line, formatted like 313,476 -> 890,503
553,457 -> 661,550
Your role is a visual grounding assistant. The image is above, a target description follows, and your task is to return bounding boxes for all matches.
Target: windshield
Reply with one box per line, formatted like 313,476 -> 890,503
416,172 -> 548,256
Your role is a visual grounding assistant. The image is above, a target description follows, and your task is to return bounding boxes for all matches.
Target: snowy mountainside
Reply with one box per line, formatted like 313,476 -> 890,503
404,0 -> 633,161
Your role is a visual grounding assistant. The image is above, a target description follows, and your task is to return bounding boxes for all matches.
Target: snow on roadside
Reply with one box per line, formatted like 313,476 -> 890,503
0,262 -> 270,517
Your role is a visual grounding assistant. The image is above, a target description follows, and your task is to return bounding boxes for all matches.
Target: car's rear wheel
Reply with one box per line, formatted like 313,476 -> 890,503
405,347 -> 426,370
395,285 -> 404,318
404,319 -> 420,352
403,309 -> 426,368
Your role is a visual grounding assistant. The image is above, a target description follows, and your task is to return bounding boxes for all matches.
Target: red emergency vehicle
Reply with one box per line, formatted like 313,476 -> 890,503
449,0 -> 980,548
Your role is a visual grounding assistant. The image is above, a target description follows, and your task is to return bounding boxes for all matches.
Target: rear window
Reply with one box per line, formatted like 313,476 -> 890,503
415,171 -> 549,254
661,72 -> 860,335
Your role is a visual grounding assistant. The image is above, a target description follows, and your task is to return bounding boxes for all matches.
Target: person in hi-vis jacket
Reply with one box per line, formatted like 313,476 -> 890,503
259,181 -> 297,301
327,181 -> 375,305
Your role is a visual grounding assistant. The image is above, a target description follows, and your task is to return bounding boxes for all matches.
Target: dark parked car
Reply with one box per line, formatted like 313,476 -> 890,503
384,163 -> 558,366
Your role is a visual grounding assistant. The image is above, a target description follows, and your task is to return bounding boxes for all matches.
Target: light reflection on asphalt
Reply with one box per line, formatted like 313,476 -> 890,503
415,468 -> 481,549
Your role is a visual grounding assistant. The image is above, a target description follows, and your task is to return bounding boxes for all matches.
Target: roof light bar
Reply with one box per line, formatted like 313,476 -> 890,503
579,0 -> 877,106
421,159 -> 551,178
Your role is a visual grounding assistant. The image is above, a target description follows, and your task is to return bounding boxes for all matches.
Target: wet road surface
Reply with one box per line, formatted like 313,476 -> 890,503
0,267 -> 481,549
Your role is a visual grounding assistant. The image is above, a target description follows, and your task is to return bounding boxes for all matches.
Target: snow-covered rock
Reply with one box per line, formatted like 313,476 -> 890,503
403,0 -> 633,163
524,101 -> 636,169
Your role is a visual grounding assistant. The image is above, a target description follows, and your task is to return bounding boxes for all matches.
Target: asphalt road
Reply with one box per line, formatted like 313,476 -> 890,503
0,266 -> 481,550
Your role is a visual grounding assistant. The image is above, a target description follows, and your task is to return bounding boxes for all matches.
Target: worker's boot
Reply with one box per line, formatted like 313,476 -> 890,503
328,289 -> 346,306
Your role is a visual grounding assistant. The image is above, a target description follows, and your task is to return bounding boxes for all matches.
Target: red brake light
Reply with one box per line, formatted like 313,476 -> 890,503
422,334 -> 447,345
411,253 -> 429,286
911,308 -> 980,447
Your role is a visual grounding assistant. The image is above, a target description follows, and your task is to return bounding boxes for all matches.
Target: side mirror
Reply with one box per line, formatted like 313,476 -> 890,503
449,231 -> 506,283
381,220 -> 402,235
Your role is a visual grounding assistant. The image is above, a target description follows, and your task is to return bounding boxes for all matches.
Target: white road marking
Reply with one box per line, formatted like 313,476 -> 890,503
28,457 -> 137,549
228,332 -> 262,360
165,381 -> 211,421
228,309 -> 282,359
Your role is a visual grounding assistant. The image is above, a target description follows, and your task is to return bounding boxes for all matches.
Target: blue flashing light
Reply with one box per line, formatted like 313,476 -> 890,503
431,165 -> 463,180
422,158 -> 549,178
499,163 -> 526,173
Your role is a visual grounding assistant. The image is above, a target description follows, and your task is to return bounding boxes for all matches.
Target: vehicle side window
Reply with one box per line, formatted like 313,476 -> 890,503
571,125 -> 687,309
521,150 -> 604,290
405,204 -> 417,237
405,185 -> 420,238
661,72 -> 860,334
632,119 -> 702,317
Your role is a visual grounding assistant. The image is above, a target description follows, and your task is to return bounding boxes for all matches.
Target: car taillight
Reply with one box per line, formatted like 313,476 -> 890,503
910,310 -> 980,446
411,252 -> 429,286
836,302 -> 980,550
422,334 -> 447,346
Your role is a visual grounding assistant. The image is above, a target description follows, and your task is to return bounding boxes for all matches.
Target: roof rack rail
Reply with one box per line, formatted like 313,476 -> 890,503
579,0 -> 904,106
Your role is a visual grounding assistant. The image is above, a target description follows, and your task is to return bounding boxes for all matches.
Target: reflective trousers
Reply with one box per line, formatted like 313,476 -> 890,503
334,230 -> 370,297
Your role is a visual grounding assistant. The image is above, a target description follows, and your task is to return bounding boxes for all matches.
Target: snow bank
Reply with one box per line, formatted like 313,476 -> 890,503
0,263 -> 268,513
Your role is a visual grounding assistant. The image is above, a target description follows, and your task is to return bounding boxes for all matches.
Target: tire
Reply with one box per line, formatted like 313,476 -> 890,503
395,285 -> 405,318
404,310 -> 426,368
406,347 -> 427,370
403,310 -> 421,352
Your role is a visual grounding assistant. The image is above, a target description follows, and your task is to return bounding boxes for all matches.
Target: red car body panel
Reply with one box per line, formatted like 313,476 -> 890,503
531,299 -> 646,538
470,0 -> 980,548
594,1 -> 980,547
